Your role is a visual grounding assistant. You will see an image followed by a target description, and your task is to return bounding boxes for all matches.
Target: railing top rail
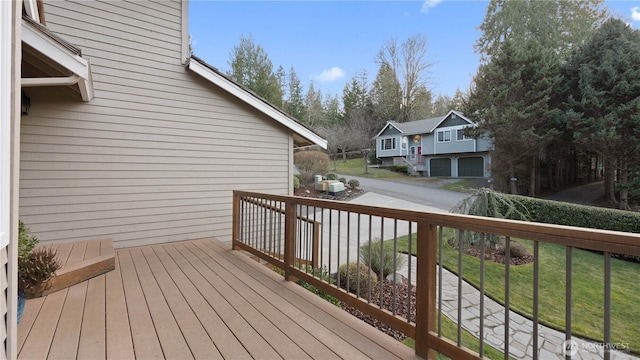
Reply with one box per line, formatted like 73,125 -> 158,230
234,190 -> 640,256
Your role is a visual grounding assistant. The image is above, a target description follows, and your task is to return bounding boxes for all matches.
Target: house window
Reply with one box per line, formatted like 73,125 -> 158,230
457,129 -> 469,141
381,138 -> 396,150
437,130 -> 451,143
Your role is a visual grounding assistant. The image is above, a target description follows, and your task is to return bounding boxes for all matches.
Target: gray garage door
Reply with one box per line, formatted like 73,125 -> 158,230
430,158 -> 451,177
458,157 -> 484,177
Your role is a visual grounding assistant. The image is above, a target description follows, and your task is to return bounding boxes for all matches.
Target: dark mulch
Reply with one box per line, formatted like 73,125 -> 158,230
294,185 -> 365,201
447,238 -> 534,266
340,277 -> 416,341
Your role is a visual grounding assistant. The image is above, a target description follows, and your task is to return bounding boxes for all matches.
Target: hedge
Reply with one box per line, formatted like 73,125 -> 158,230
505,195 -> 640,234
503,194 -> 640,262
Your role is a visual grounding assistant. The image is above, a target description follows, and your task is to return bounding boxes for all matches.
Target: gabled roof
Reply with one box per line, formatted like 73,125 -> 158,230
375,110 -> 475,137
187,56 -> 327,149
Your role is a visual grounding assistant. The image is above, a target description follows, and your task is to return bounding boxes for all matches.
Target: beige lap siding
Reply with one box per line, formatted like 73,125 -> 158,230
19,0 -> 292,248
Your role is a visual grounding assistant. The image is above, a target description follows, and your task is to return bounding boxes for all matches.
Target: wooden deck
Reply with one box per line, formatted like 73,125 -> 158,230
17,238 -> 419,359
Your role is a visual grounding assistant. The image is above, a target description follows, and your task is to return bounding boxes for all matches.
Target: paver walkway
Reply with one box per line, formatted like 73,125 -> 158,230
344,191 -> 636,359
398,254 -> 636,359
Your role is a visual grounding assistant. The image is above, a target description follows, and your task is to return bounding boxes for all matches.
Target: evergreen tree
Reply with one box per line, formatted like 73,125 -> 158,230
370,62 -> 401,128
285,67 -> 306,121
476,0 -> 608,62
304,83 -> 324,129
228,34 -> 284,107
563,19 -> 640,209
466,40 -> 561,195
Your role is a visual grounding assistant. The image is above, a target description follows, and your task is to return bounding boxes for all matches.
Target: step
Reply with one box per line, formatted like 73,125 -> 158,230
37,239 -> 115,297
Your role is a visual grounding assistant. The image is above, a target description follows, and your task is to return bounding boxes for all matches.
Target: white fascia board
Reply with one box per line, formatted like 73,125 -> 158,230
374,122 -> 403,138
21,19 -> 94,101
429,110 -> 476,132
188,59 -> 327,149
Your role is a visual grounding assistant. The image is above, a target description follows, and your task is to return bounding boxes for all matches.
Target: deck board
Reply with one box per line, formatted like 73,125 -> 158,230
77,274 -> 106,359
18,238 -> 420,360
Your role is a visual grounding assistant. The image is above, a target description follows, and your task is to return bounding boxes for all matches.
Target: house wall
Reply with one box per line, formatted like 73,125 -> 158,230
19,0 -> 293,248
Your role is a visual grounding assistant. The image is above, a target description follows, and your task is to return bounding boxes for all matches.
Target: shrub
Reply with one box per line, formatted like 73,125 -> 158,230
294,151 -> 330,185
293,175 -> 300,190
451,188 -> 531,247
326,173 -> 338,180
339,177 -> 347,185
18,220 -> 39,262
18,247 -> 61,298
498,241 -> 530,259
338,262 -> 377,296
348,179 -> 360,189
388,165 -> 408,174
296,266 -> 340,306
360,238 -> 407,279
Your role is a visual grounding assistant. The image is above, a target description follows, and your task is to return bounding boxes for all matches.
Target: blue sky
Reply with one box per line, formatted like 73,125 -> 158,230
189,1 -> 640,100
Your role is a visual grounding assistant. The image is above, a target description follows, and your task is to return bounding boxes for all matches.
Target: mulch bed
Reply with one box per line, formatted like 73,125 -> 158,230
340,277 -> 416,341
447,238 -> 534,266
294,185 -> 365,201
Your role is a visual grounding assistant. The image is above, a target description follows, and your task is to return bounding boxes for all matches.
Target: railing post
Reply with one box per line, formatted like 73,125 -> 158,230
284,199 -> 296,281
232,191 -> 240,250
415,219 -> 437,359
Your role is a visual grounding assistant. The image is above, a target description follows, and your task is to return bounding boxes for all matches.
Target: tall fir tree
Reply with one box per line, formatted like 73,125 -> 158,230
228,34 -> 284,108
563,19 -> 640,209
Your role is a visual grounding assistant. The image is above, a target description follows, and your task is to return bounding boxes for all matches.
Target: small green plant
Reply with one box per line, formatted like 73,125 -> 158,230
18,247 -> 61,298
293,175 -> 300,190
337,262 -> 377,296
360,238 -> 406,279
326,173 -> 338,180
338,177 -> 347,185
18,220 -> 39,262
348,179 -> 360,189
296,265 -> 340,305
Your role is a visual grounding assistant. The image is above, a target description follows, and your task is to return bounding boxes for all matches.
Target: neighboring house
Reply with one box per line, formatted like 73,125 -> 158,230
3,1 -> 326,356
375,110 -> 493,177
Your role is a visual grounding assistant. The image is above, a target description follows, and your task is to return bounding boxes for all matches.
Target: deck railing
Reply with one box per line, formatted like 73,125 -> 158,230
232,190 -> 640,360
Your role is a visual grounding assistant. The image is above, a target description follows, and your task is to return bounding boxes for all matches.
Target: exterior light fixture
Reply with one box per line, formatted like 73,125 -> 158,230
21,91 -> 31,115
413,135 -> 421,142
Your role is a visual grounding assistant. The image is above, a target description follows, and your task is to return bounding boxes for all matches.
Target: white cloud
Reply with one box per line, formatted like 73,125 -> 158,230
421,0 -> 443,13
632,6 -> 640,22
314,67 -> 345,82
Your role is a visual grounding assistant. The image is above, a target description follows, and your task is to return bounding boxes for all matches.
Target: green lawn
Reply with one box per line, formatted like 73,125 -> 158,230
383,230 -> 640,353
331,158 -> 407,179
403,314 -> 510,359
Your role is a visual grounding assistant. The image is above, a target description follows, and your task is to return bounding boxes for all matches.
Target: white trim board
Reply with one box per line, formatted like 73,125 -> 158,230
21,18 -> 94,101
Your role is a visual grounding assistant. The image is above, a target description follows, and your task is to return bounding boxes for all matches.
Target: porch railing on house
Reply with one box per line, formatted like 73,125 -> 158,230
232,190 -> 640,360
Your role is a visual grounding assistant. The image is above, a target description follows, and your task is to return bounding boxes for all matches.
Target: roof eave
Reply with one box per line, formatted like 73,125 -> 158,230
187,57 -> 327,149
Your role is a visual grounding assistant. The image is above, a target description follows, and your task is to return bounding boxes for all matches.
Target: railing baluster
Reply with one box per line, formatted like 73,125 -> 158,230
407,222 -> 413,323
457,229 -> 463,346
357,213 -> 361,298
438,226 -> 443,337
533,241 -> 539,360
379,218 -> 385,309
337,210 -> 342,289
566,246 -> 572,360
604,251 -> 611,360
392,219 -> 398,316
480,232 -> 485,357
347,211 -> 351,294
368,215 -> 373,303
328,209 -> 333,283
505,236 -> 511,360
